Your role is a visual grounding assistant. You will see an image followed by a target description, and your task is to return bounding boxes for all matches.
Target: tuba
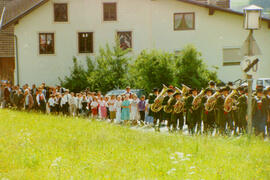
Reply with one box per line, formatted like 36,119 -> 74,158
224,89 -> 238,113
164,87 -> 181,113
150,84 -> 168,113
192,89 -> 205,110
173,86 -> 189,114
205,91 -> 220,112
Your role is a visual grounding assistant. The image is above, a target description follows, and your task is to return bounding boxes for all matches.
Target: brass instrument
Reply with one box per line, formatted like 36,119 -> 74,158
164,87 -> 181,113
192,89 -> 205,110
224,89 -> 238,112
173,86 -> 189,114
150,84 -> 168,113
205,91 -> 220,112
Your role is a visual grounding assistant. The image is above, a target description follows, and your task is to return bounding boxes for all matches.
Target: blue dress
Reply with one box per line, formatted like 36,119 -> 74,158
121,100 -> 130,121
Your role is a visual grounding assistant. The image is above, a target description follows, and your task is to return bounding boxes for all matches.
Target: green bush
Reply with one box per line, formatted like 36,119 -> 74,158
60,44 -> 220,93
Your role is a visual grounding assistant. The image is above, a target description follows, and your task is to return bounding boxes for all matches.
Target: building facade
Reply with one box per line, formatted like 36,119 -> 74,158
1,0 -> 270,86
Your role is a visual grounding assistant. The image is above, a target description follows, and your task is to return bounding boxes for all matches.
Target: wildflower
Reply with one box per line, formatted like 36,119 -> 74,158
186,154 -> 192,157
172,161 -> 178,164
175,152 -> 184,159
51,157 -> 62,168
189,166 -> 196,169
188,172 -> 195,175
167,168 -> 176,175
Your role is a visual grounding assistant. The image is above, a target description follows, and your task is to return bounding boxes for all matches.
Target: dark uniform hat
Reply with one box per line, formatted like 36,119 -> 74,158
167,89 -> 174,93
227,81 -> 233,86
205,87 -> 213,93
152,88 -> 159,92
173,92 -> 181,97
209,80 -> 215,86
221,86 -> 230,92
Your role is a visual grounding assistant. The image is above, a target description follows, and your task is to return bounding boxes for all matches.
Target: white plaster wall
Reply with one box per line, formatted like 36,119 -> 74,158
14,0 -> 270,86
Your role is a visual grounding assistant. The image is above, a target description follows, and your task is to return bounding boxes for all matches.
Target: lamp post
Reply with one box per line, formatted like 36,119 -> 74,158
243,5 -> 263,135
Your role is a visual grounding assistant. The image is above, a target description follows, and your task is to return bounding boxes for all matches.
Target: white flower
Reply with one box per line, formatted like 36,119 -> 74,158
51,157 -> 62,168
189,172 -> 195,175
167,168 -> 176,175
172,161 -> 178,164
170,156 -> 176,160
175,152 -> 184,158
186,154 -> 192,157
189,166 -> 196,169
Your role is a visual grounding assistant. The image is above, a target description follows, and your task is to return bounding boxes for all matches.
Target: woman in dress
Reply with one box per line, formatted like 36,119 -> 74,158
121,95 -> 131,124
130,94 -> 139,125
99,96 -> 107,120
115,95 -> 122,123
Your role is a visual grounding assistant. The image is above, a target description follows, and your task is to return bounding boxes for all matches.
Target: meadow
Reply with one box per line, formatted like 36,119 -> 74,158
0,109 -> 270,180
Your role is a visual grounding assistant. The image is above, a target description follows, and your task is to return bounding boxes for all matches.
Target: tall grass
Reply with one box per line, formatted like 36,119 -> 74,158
0,109 -> 270,179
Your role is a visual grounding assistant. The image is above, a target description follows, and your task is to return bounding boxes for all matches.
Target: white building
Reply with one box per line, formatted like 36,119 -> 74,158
1,0 -> 270,86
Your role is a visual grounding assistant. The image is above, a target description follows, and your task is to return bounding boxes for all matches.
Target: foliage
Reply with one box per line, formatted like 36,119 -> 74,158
60,43 -> 219,93
130,49 -> 175,92
58,57 -> 90,92
59,40 -> 131,93
174,45 -> 219,88
1,109 -> 270,179
88,41 -> 131,93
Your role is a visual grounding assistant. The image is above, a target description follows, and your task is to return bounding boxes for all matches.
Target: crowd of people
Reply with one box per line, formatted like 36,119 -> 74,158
0,81 -> 270,137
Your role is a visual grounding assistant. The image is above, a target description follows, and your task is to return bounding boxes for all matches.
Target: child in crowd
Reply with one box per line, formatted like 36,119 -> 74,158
108,95 -> 116,123
81,95 -> 88,116
138,95 -> 146,125
99,96 -> 107,120
115,95 -> 122,123
91,97 -> 99,118
48,94 -> 55,114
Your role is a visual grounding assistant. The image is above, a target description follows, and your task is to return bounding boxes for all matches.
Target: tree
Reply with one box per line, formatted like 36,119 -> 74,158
87,41 -> 131,93
59,57 -> 89,92
130,49 -> 175,93
174,45 -> 219,88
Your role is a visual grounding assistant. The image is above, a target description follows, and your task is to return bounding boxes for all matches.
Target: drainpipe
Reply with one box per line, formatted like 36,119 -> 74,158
14,35 -> 19,85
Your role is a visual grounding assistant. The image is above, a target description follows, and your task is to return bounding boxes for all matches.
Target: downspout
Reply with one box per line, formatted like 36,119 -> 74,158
14,35 -> 19,85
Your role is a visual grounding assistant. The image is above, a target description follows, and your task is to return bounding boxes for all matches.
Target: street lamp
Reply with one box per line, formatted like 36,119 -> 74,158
243,5 -> 263,135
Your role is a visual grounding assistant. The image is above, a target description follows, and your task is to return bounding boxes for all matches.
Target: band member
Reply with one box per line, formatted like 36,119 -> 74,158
202,88 -> 215,134
171,92 -> 184,132
237,86 -> 248,133
216,87 -> 232,135
162,89 -> 175,132
149,88 -> 162,131
252,88 -> 268,137
208,80 -> 216,93
185,88 -> 199,134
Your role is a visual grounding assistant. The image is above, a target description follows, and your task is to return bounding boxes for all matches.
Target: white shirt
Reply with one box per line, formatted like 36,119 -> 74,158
36,94 -> 46,105
48,97 -> 55,106
61,94 -> 71,106
108,99 -> 116,111
91,101 -> 99,108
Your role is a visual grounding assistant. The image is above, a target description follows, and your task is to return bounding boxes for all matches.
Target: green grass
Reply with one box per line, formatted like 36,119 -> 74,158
0,109 -> 270,179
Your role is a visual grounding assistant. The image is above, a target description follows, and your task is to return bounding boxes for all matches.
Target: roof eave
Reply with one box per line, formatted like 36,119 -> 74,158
177,0 -> 270,22
0,7 -> 6,31
1,0 -> 49,30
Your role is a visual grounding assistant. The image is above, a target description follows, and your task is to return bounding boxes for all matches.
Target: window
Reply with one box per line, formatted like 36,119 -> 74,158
78,32 -> 93,53
223,47 -> 241,66
174,12 -> 195,30
117,31 -> 132,50
54,3 -> 68,22
39,33 -> 55,54
103,3 -> 117,21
